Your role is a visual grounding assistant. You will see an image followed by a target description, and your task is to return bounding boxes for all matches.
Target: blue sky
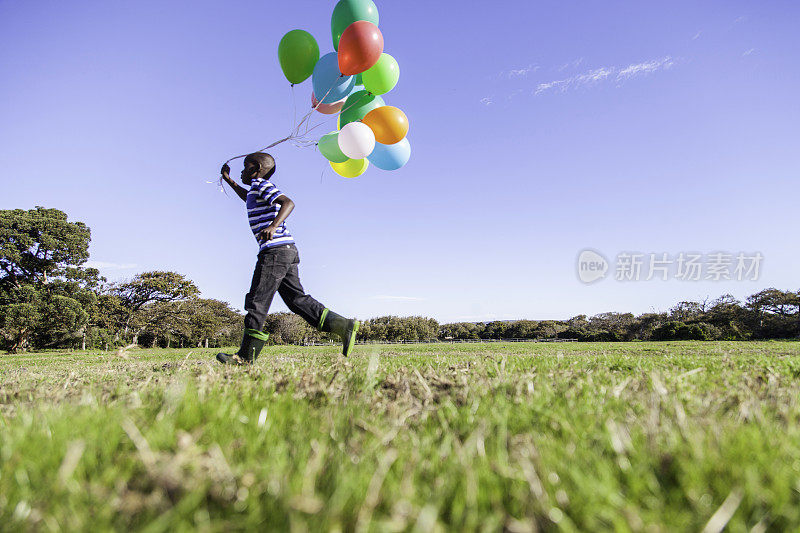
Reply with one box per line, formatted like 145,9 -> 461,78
1,1 -> 798,323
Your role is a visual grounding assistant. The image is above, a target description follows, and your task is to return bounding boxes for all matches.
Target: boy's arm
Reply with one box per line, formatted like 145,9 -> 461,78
220,164 -> 248,202
258,195 -> 295,241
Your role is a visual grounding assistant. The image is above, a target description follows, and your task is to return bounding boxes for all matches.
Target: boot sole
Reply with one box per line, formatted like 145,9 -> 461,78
343,320 -> 360,357
216,353 -> 249,365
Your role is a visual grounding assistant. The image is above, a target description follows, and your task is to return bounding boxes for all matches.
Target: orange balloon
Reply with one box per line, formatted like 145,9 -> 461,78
338,21 -> 384,76
362,106 -> 409,145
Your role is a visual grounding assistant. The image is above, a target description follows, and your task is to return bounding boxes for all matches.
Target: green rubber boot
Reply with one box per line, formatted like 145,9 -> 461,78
319,308 -> 360,357
216,329 -> 269,365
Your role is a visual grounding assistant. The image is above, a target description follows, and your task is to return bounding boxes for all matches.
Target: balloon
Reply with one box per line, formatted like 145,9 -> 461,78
338,21 -> 384,75
331,0 -> 379,51
362,53 -> 399,95
330,158 -> 369,178
277,30 -> 319,84
338,90 -> 385,128
312,93 -> 346,115
368,138 -> 411,170
354,73 -> 363,86
312,52 -> 355,104
362,106 -> 409,144
338,121 -> 375,159
318,131 -> 349,163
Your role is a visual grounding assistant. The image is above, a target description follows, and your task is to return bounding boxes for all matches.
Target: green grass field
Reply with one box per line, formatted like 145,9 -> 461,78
2,341 -> 800,532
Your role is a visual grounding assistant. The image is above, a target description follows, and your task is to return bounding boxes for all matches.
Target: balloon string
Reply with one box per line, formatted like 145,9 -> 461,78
290,83 -> 297,132
221,77 -> 341,166
219,75 -> 373,171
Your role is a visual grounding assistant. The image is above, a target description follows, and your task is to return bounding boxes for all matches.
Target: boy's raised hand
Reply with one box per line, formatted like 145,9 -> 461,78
219,163 -> 248,202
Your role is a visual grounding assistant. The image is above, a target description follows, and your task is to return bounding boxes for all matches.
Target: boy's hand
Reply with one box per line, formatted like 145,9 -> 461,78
220,163 -> 231,179
258,224 -> 279,241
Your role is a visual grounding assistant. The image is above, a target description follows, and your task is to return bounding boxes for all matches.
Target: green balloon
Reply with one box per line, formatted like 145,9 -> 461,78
319,131 -> 349,163
362,53 -> 399,95
354,72 -> 363,86
331,0 -> 379,51
338,90 -> 385,129
278,30 -> 319,85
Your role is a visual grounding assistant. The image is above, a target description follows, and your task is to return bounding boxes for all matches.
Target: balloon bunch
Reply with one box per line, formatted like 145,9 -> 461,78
276,0 -> 410,178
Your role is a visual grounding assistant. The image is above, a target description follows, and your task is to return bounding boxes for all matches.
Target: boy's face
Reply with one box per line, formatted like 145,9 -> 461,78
241,161 -> 259,185
241,159 -> 275,184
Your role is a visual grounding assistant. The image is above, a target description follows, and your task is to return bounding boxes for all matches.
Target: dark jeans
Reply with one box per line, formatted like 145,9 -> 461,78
243,244 -> 326,332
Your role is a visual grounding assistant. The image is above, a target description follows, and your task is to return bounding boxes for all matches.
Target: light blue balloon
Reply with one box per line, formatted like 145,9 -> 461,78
368,138 -> 411,171
312,52 -> 355,104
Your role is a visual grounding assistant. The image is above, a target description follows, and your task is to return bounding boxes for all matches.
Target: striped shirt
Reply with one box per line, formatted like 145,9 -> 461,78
246,178 -> 295,251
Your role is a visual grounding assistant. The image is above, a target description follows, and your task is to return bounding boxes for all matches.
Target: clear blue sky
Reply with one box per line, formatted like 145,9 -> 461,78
1,1 -> 798,323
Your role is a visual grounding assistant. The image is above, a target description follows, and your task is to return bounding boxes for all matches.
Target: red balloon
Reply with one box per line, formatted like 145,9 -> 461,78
312,93 -> 346,115
337,21 -> 384,76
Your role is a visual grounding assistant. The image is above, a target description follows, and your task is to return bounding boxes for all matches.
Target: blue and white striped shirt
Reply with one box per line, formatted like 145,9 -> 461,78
246,178 -> 295,252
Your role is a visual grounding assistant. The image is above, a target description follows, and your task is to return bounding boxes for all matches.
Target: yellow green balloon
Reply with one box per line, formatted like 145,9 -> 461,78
330,158 -> 369,178
318,131 -> 349,163
362,53 -> 399,95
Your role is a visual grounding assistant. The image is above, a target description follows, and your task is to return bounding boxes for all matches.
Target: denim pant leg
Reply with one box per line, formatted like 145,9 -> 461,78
243,247 -> 293,331
277,246 -> 326,328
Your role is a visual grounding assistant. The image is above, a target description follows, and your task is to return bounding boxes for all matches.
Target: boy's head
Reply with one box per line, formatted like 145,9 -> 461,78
241,152 -> 276,184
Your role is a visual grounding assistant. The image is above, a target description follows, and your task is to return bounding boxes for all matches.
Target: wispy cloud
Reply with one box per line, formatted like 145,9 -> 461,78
742,48 -> 756,57
370,295 -> 425,302
497,64 -> 539,80
692,31 -> 702,40
508,64 -> 538,78
616,56 -> 674,81
557,57 -> 584,72
480,97 -> 494,106
534,56 -> 675,95
85,261 -> 138,270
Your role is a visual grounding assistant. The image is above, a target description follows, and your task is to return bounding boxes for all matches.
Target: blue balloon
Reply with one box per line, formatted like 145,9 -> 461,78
368,138 -> 411,171
312,52 -> 355,104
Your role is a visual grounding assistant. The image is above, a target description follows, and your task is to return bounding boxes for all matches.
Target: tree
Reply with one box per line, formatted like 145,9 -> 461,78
704,295 -> 750,340
263,312 -> 325,345
0,208 -> 100,352
184,299 -> 243,348
109,271 -> 199,344
625,313 -> 668,341
669,300 -> 708,322
746,288 -> 800,338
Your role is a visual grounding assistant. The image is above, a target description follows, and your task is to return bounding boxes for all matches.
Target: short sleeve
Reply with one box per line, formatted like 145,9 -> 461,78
257,180 -> 283,206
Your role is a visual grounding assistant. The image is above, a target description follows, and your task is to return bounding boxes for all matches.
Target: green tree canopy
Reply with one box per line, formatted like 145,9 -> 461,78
0,207 -> 99,352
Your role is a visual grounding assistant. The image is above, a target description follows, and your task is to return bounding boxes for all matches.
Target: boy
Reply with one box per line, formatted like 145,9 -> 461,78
216,152 -> 359,365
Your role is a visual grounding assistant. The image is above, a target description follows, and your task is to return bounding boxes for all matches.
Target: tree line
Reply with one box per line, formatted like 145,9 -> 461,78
439,289 -> 799,342
0,208 -> 241,352
1,208 -> 797,353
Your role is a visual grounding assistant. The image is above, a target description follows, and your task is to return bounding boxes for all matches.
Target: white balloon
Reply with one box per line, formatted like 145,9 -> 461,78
338,122 -> 376,160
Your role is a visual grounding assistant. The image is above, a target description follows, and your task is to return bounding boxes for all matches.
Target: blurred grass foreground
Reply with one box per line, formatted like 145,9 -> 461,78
2,341 -> 799,531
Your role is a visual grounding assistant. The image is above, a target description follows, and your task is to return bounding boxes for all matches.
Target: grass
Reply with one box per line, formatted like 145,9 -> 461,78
1,341 -> 800,532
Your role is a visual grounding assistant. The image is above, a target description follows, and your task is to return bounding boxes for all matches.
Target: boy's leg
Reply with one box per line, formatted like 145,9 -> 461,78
276,247 -> 326,327
278,246 -> 360,356
217,248 -> 291,365
244,247 -> 293,331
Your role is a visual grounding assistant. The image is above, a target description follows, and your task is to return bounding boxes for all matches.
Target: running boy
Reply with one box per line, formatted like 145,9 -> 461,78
216,152 -> 359,365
